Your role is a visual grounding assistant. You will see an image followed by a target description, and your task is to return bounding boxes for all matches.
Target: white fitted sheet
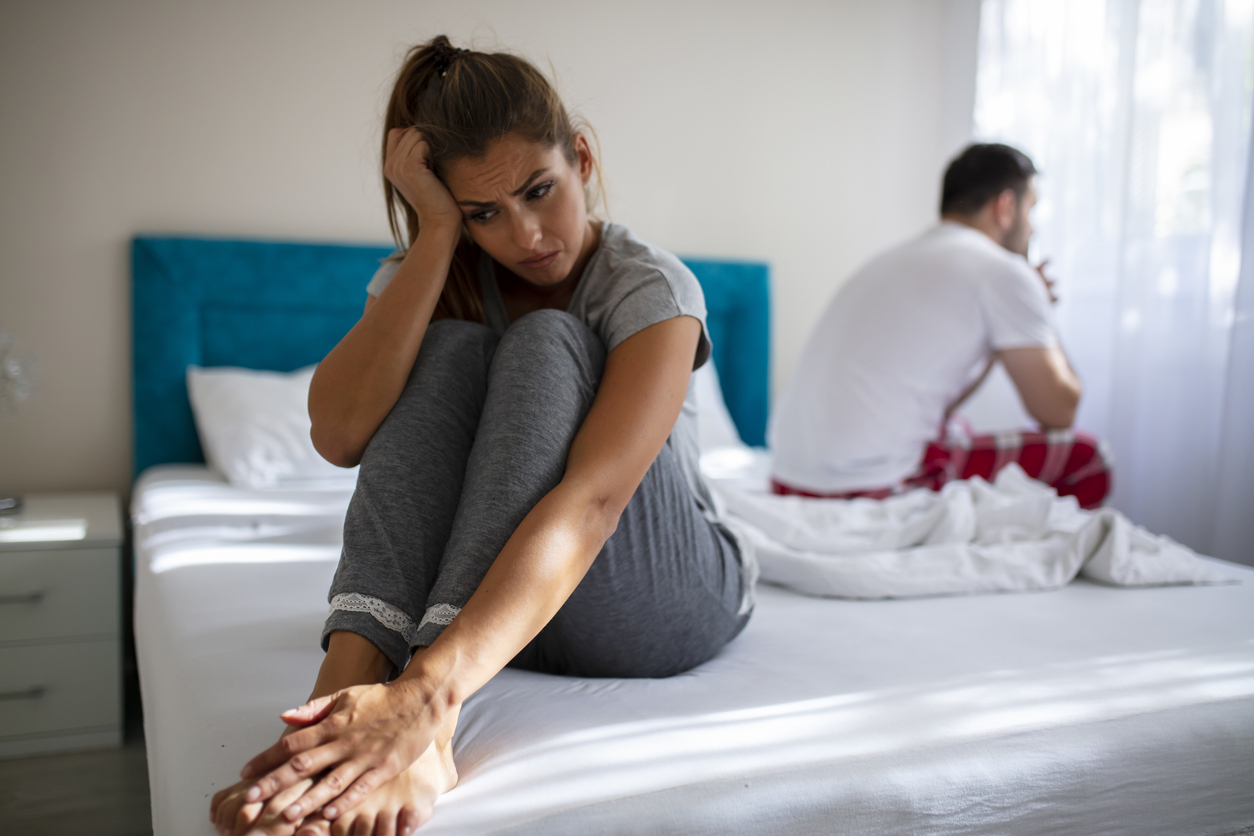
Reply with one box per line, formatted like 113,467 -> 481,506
133,465 -> 1254,836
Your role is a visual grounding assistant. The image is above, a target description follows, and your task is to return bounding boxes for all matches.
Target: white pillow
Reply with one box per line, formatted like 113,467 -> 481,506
693,361 -> 747,452
186,365 -> 358,489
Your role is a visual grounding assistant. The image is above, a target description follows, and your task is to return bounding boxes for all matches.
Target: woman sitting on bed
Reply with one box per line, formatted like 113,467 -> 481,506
210,36 -> 753,836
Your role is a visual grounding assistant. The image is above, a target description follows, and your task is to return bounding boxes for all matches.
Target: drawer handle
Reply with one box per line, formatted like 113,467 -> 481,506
0,591 -> 45,605
0,686 -> 46,702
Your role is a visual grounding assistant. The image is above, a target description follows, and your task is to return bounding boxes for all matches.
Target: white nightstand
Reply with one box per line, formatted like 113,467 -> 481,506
0,492 -> 123,758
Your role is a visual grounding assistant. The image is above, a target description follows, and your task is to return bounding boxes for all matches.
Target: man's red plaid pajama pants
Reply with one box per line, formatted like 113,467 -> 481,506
771,429 -> 1112,510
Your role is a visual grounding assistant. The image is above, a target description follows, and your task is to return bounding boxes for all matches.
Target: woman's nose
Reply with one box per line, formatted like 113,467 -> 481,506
512,212 -> 542,250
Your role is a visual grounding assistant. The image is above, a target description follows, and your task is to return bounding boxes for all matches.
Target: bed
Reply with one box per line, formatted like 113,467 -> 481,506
131,236 -> 1254,835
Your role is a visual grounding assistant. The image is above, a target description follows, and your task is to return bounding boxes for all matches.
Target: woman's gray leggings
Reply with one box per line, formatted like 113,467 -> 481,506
323,310 -> 749,679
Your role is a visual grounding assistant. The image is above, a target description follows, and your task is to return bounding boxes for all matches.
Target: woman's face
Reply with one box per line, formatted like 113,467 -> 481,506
444,134 -> 596,287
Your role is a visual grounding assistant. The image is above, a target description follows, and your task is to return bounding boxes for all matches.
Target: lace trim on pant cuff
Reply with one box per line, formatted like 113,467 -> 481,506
329,593 -> 420,646
417,603 -> 461,632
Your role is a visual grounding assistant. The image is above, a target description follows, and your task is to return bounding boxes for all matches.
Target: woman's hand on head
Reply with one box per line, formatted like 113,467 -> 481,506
385,128 -> 462,234
235,680 -> 446,825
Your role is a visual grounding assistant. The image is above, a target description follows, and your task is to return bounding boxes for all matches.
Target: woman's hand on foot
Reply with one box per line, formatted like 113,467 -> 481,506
291,740 -> 456,836
237,680 -> 447,823
210,775 -> 315,836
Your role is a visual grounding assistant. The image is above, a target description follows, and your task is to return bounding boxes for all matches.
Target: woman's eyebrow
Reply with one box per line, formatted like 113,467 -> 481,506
457,168 -> 550,207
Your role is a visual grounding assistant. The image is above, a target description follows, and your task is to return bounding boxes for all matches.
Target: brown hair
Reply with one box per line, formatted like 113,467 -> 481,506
383,35 -> 603,322
940,143 -> 1037,216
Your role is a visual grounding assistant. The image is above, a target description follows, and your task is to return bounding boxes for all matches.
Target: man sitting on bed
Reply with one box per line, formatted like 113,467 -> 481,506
768,142 -> 1111,509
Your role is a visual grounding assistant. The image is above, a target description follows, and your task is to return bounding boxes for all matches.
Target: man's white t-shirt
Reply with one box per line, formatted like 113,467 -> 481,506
768,221 -> 1057,494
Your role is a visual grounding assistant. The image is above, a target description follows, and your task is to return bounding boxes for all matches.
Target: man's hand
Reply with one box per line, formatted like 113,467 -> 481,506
1034,258 -> 1059,304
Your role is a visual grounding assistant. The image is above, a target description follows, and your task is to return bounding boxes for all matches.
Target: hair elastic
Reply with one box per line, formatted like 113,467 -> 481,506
433,44 -> 468,78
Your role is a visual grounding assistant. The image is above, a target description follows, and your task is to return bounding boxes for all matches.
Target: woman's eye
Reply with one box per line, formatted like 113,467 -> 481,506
527,182 -> 554,200
468,209 -> 496,224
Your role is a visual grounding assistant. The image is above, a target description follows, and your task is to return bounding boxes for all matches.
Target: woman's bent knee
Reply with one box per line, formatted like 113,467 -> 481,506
409,319 -> 499,382
360,319 -> 497,465
505,308 -> 585,334
496,309 -> 605,374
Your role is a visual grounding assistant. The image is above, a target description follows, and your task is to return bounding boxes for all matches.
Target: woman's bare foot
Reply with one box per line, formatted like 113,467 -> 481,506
215,638 -> 459,836
293,737 -> 458,836
214,632 -> 393,834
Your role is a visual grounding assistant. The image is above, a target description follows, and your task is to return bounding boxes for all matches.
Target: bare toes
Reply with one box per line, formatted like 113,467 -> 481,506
383,809 -> 407,836
295,816 -> 331,836
399,804 -> 431,835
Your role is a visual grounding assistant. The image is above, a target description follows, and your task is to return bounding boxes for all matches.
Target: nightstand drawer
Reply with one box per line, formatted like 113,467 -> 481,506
0,640 -> 120,740
0,548 -> 119,643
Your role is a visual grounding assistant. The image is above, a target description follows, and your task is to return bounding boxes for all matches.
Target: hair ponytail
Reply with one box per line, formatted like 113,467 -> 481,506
383,37 -> 483,322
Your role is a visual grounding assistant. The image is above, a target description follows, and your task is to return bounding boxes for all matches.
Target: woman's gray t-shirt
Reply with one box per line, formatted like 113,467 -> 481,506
366,223 -> 729,559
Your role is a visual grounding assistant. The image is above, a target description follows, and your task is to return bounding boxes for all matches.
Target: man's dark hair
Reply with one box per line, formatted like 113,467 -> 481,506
940,143 -> 1038,216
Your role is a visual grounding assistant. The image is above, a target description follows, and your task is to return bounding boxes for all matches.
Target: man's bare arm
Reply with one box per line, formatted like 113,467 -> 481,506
998,345 -> 1081,430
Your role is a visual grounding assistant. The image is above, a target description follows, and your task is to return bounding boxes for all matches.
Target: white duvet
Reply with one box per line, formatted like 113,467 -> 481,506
707,452 -> 1230,599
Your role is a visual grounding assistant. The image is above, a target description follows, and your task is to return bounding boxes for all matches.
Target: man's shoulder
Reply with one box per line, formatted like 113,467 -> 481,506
919,223 -> 1040,288
844,224 -> 996,289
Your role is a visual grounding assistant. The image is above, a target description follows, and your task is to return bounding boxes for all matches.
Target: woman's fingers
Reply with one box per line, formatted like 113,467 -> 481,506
245,736 -> 351,805
386,128 -> 427,167
385,129 -> 422,175
383,129 -> 461,224
242,717 -> 339,783
280,758 -> 367,822
391,139 -> 430,194
323,767 -> 390,820
281,694 -> 337,726
238,777 -> 314,836
244,682 -> 438,826
385,128 -> 404,164
241,742 -> 292,782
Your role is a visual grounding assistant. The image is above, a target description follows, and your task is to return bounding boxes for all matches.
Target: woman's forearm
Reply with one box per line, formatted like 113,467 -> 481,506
309,223 -> 461,467
395,479 -> 618,711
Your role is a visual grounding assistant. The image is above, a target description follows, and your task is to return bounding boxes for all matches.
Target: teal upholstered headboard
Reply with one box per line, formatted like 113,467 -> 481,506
132,236 -> 770,476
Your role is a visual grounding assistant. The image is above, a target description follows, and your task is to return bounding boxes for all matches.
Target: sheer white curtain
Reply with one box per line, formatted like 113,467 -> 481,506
972,0 -> 1254,562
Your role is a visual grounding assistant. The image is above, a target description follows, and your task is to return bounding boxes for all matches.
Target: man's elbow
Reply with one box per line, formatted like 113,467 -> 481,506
1038,405 -> 1077,431
1033,381 -> 1082,430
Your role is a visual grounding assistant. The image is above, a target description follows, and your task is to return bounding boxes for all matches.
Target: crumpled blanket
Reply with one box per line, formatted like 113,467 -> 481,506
713,462 -> 1231,599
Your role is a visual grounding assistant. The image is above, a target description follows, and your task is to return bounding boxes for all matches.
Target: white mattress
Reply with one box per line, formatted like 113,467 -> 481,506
132,465 -> 1254,836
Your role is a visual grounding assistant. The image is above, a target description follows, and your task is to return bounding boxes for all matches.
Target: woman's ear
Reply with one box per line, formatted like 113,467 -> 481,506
575,133 -> 593,186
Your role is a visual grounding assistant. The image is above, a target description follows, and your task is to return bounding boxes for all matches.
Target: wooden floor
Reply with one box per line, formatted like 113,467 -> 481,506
0,732 -> 152,836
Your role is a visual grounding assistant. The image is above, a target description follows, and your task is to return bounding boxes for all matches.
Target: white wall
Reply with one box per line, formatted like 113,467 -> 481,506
0,0 -> 979,496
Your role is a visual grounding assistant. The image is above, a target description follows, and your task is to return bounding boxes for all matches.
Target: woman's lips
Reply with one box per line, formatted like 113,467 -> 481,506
519,250 -> 560,269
